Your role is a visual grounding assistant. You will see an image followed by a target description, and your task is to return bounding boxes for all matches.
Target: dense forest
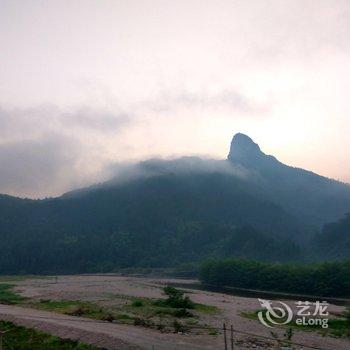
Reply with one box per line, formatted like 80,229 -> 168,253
0,172 -> 304,274
316,213 -> 350,260
199,259 -> 350,297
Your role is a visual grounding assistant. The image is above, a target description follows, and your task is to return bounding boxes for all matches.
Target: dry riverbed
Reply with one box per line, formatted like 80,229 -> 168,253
0,275 -> 348,350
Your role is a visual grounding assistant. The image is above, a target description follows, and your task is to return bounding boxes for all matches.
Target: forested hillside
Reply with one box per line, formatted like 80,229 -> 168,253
316,213 -> 350,260
0,134 -> 349,274
0,173 -> 302,273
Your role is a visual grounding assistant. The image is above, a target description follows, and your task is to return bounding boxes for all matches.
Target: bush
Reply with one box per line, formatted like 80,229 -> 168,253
131,299 -> 144,307
173,308 -> 194,318
159,286 -> 195,309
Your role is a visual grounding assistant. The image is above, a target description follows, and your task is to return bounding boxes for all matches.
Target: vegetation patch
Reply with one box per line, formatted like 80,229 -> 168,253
0,284 -> 26,304
0,321 -> 101,349
131,299 -> 144,307
200,259 -> 350,298
129,286 -> 218,318
31,300 -> 115,321
154,286 -> 195,309
154,286 -> 218,313
0,284 -> 217,335
115,286 -> 219,334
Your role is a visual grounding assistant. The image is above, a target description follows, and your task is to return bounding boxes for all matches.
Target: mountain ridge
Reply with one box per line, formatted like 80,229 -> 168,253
0,133 -> 349,273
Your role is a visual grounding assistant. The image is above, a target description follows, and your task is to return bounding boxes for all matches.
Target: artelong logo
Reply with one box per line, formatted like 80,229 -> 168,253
257,299 -> 329,329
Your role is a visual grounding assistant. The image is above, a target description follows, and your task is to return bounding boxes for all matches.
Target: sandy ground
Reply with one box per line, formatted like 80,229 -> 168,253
0,275 -> 348,350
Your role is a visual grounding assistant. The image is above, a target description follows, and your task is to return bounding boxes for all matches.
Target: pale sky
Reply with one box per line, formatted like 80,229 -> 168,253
0,0 -> 349,198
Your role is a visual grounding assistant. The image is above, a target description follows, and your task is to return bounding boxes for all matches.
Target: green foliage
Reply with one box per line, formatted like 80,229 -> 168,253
121,289 -> 215,322
33,300 -> 112,321
155,286 -> 195,309
327,318 -> 350,337
284,327 -> 294,341
345,307 -> 350,324
173,308 -> 194,318
0,284 -> 25,304
200,259 -> 350,297
131,299 -> 143,307
317,213 -> 350,260
0,321 -> 99,349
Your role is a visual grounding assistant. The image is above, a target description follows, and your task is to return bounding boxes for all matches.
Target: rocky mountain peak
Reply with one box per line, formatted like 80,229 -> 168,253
227,133 -> 264,162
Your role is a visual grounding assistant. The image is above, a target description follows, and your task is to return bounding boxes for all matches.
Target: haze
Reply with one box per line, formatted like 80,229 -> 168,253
0,0 -> 349,198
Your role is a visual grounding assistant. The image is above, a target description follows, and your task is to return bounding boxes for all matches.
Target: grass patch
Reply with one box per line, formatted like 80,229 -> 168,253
326,318 -> 350,337
125,295 -> 218,319
31,300 -> 115,322
193,303 -> 218,314
0,284 -> 25,304
124,297 -> 186,319
131,299 -> 144,307
0,320 -> 101,349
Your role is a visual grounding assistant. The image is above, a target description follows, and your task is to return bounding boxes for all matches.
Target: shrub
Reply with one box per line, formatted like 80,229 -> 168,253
159,286 -> 195,309
131,299 -> 144,307
173,308 -> 194,318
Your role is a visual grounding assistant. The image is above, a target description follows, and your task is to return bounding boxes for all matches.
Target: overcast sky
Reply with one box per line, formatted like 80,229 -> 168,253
0,0 -> 349,198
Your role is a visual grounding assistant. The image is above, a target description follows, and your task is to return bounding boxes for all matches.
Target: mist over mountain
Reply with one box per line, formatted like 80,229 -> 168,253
228,133 -> 350,226
0,133 -> 349,273
67,132 -> 350,227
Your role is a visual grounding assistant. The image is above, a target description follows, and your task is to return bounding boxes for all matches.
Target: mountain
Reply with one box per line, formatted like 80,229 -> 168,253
228,133 -> 350,227
0,133 -> 349,273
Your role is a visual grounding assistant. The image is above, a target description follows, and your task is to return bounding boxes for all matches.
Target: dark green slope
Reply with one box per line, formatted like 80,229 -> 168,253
316,213 -> 350,260
0,172 -> 303,273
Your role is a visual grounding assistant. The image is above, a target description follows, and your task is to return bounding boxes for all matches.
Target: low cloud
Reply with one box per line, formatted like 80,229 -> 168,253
106,156 -> 248,186
136,87 -> 270,116
0,135 -> 81,198
0,105 -> 130,198
0,105 -> 129,141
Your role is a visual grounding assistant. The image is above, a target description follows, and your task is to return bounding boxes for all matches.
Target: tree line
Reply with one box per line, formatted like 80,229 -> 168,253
199,259 -> 350,298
